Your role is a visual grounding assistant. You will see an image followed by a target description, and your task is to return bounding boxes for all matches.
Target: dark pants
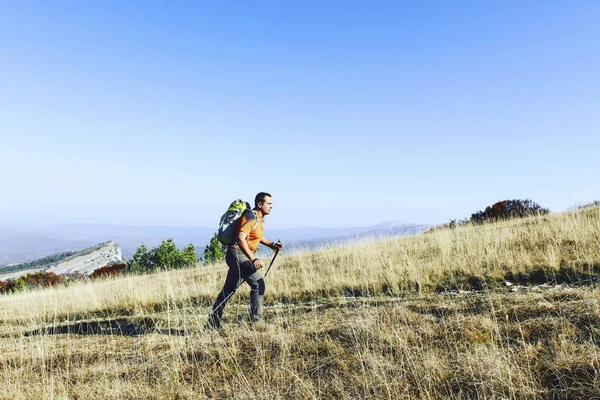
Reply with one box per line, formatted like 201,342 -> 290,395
210,247 -> 266,323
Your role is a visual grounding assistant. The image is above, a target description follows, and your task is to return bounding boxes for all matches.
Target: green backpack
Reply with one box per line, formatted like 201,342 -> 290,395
217,199 -> 258,245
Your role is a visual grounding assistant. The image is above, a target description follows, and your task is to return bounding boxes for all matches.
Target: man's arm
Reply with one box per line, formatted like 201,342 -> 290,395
236,231 -> 264,269
260,237 -> 284,250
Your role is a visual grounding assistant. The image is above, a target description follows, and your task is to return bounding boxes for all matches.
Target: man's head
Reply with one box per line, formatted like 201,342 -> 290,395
255,192 -> 273,215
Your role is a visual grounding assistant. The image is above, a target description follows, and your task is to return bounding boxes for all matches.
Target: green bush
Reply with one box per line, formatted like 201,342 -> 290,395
10,277 -> 28,293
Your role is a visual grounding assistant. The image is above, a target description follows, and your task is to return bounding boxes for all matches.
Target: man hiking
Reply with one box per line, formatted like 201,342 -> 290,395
206,192 -> 284,330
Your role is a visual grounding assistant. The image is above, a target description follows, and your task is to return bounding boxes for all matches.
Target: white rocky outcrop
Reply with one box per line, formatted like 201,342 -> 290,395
0,241 -> 123,281
46,241 -> 122,276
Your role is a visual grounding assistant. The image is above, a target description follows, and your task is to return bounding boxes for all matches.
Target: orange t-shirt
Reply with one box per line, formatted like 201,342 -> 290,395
236,211 -> 264,251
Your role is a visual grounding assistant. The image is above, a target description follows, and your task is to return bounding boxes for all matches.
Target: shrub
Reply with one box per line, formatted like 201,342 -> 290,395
21,272 -> 64,289
427,199 -> 550,233
91,263 -> 127,279
577,200 -> 600,210
469,199 -> 549,224
62,271 -> 89,287
0,272 -> 66,294
10,277 -> 28,293
62,271 -> 89,281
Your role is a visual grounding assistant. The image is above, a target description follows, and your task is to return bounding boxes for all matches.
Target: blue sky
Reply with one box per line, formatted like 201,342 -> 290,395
1,1 -> 598,228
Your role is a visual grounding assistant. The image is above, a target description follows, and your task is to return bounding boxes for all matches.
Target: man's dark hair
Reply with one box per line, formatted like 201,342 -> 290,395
255,192 -> 272,207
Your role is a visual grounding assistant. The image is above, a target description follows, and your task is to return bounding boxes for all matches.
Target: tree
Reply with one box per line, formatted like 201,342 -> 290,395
180,243 -> 199,267
126,243 -> 151,274
204,233 -> 226,265
126,239 -> 199,274
469,199 -> 550,224
150,239 -> 180,271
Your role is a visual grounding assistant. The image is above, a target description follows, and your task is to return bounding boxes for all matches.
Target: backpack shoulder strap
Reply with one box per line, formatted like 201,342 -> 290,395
240,209 -> 260,233
251,210 -> 259,232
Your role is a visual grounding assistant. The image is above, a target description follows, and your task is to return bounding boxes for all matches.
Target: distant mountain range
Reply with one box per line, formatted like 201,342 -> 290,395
0,220 -> 433,266
281,221 -> 432,254
0,231 -> 92,266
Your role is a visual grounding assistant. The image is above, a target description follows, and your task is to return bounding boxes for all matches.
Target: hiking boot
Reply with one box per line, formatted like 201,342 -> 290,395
205,314 -> 222,331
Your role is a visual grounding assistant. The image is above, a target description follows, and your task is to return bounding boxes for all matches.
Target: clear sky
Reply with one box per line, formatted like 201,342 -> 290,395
1,1 -> 598,229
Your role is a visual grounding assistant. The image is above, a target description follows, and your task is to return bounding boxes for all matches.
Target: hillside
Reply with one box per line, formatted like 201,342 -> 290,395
0,241 -> 122,280
0,207 -> 598,399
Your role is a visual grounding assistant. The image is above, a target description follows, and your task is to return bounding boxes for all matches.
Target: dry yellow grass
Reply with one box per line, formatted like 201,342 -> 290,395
1,207 -> 599,399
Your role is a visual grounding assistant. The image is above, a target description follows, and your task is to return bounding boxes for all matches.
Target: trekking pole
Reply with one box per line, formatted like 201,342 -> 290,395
208,247 -> 281,318
263,246 -> 280,278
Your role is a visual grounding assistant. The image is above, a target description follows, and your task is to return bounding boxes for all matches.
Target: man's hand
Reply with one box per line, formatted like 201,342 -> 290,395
272,240 -> 285,250
252,258 -> 265,269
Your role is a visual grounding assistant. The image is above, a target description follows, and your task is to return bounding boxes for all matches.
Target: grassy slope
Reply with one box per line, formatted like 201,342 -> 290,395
0,208 -> 599,399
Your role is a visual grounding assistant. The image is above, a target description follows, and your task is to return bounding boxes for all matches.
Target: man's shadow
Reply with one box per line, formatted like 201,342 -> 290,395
24,317 -> 186,337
